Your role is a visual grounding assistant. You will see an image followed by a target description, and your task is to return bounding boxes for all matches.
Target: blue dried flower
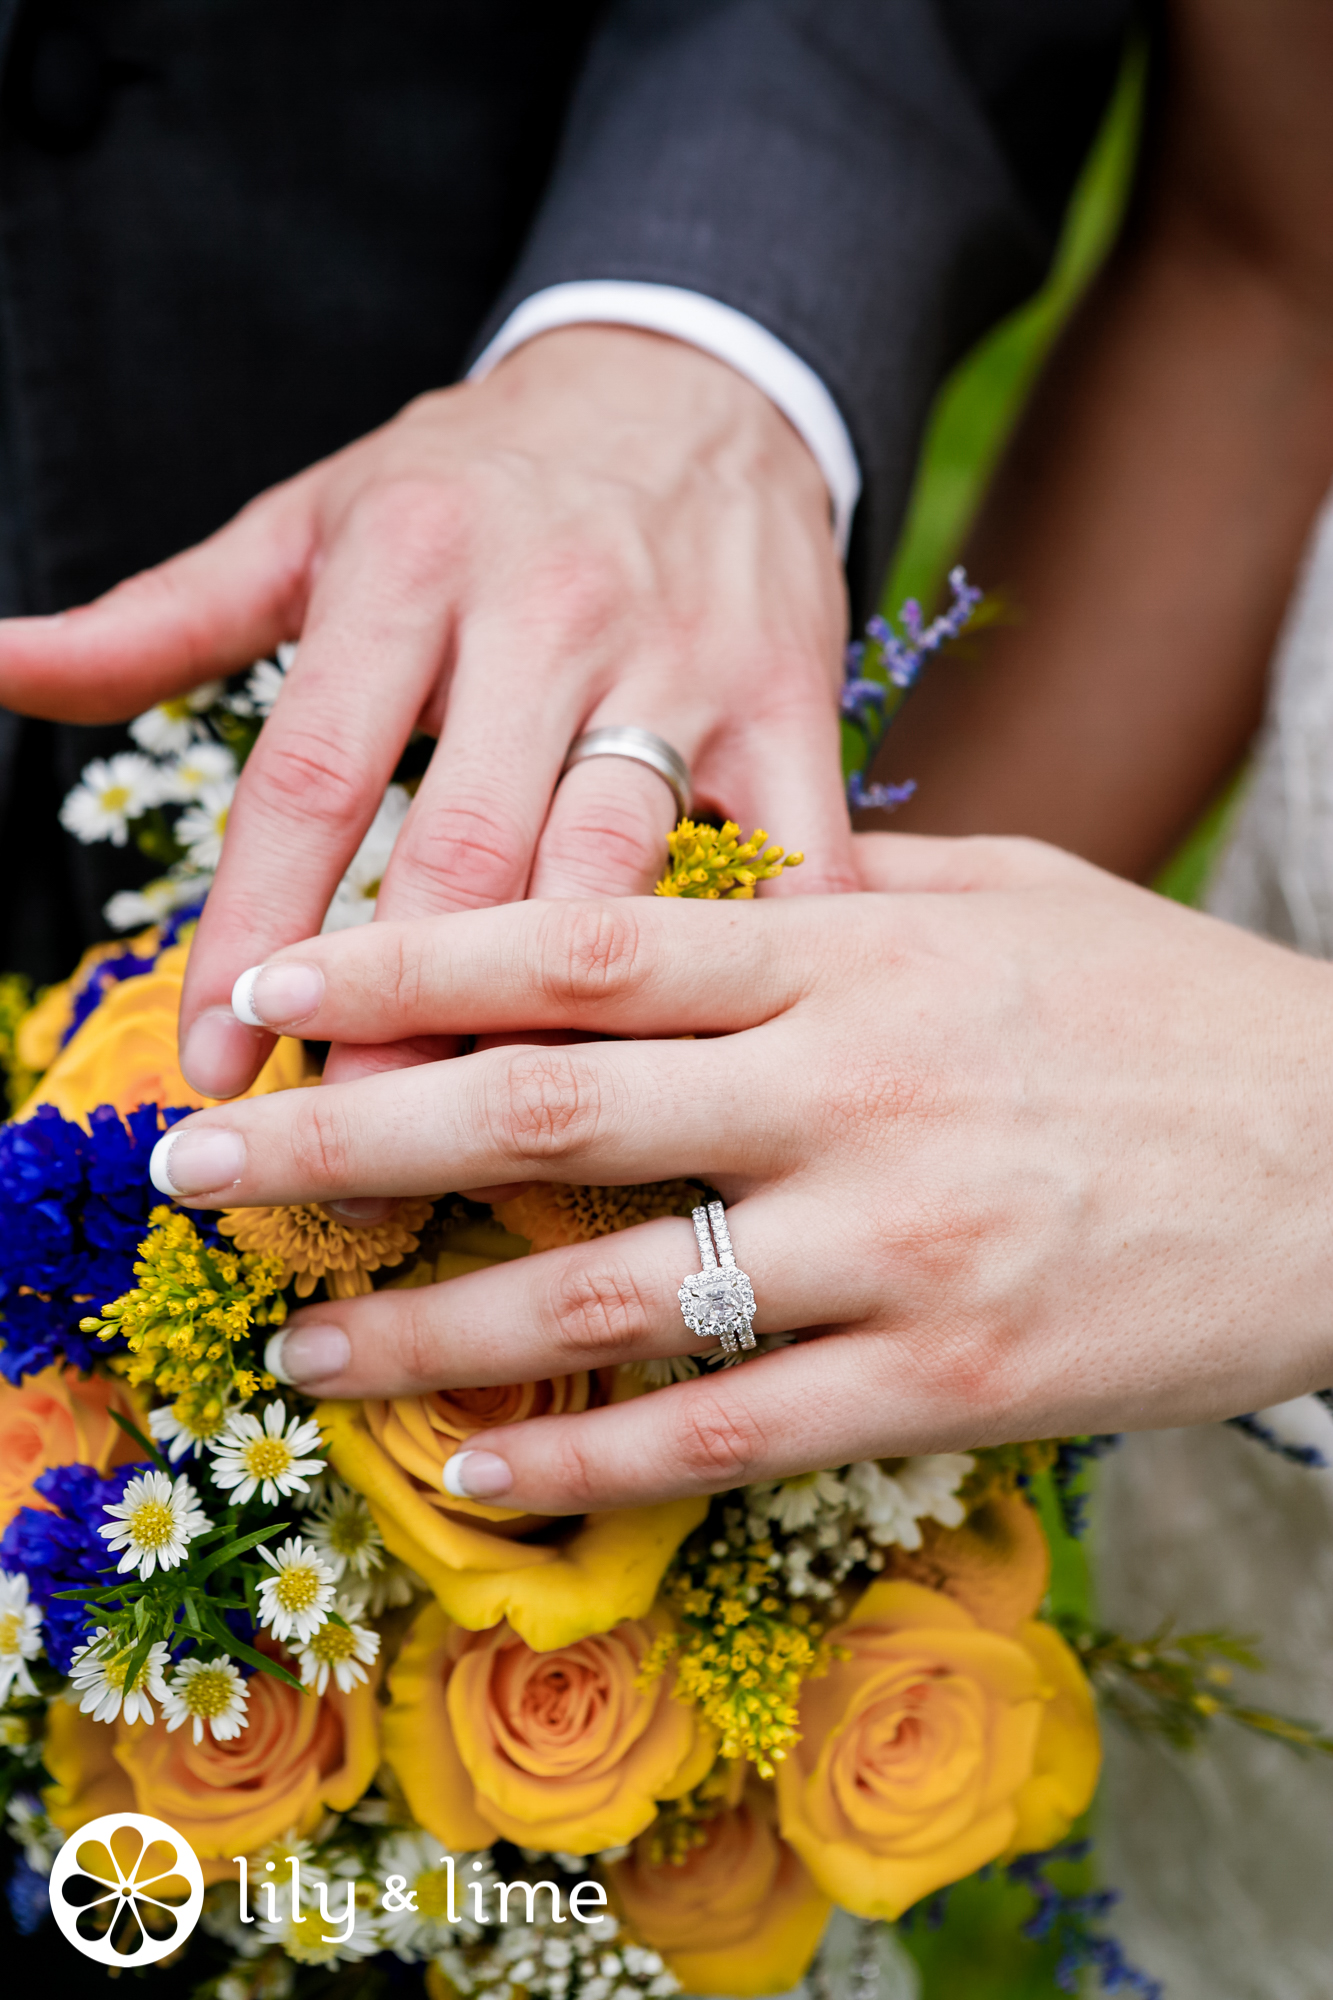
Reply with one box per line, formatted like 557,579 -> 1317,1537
0,1102 -> 214,1382
6,1856 -> 49,1934
0,1463 -> 135,1670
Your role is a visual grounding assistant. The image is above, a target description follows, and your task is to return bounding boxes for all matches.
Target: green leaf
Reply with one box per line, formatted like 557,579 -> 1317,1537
195,1520 -> 290,1581
218,1631 -> 304,1692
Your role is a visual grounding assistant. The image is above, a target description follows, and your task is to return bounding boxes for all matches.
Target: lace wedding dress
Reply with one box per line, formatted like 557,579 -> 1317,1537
1097,487 -> 1333,1998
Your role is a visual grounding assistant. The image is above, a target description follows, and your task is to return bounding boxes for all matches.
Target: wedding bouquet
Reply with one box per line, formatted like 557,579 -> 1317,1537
0,590 -> 1319,1999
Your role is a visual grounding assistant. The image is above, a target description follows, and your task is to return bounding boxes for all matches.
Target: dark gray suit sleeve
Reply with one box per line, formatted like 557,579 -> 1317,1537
473,0 -> 1131,610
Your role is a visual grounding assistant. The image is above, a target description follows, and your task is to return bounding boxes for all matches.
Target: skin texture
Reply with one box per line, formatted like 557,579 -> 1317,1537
150,835 -> 1333,1513
874,0 -> 1333,878
0,324 -> 851,1096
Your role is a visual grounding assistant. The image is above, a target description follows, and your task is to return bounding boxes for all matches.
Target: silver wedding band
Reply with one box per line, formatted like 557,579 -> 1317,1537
560,725 -> 692,820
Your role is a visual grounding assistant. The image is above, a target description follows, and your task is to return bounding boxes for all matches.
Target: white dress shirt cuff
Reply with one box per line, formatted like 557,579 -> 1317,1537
468,280 -> 861,556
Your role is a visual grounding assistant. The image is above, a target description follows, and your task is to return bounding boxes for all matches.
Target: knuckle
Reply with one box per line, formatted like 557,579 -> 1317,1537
347,477 -> 469,577
544,1252 -> 656,1363
395,797 -> 526,910
539,803 -> 665,895
483,1049 -> 601,1165
253,727 -> 365,831
288,1094 -> 356,1188
534,902 -> 647,1013
673,1387 -> 767,1486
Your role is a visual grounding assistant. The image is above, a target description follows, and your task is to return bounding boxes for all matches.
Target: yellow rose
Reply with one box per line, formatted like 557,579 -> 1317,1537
775,1580 -> 1100,1920
320,1220 -> 702,1648
383,1599 -> 714,1854
44,1647 -> 379,1880
16,933 -> 158,1076
607,1786 -> 831,1997
17,941 -> 306,1122
0,1365 -> 147,1529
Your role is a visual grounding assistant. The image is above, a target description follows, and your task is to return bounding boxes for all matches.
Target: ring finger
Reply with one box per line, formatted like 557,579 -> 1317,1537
265,1193 -> 872,1400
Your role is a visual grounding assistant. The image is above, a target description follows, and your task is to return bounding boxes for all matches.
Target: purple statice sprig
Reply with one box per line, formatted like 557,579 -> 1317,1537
1007,1843 -> 1162,1998
843,564 -> 983,814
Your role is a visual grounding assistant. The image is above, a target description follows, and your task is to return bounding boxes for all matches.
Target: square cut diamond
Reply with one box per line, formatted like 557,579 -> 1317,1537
679,1266 -> 756,1341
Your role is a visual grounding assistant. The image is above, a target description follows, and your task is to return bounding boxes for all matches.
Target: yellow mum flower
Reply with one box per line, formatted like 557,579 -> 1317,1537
218,1198 -> 436,1298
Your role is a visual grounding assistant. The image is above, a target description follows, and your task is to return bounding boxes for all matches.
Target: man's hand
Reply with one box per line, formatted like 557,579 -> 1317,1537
0,326 -> 853,1096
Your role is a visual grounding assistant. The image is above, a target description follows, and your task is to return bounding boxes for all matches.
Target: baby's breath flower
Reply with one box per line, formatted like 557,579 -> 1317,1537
304,1482 -> 385,1581
256,1535 -> 337,1644
163,1655 -> 250,1743
208,1399 -> 326,1505
68,1627 -> 171,1725
59,752 -> 162,846
99,1467 -> 210,1580
655,820 -> 802,900
295,1597 -> 379,1695
0,1571 -> 42,1703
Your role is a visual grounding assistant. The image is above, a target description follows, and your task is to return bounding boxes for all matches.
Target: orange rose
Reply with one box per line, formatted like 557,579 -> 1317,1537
17,941 -> 306,1122
887,1490 -> 1051,1634
775,1580 -> 1100,1920
0,1365 -> 147,1529
44,1647 -> 379,1879
608,1787 -> 831,1997
383,1599 -> 714,1854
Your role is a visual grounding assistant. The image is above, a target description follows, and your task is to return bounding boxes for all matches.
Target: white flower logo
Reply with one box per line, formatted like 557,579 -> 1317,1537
47,1812 -> 204,1966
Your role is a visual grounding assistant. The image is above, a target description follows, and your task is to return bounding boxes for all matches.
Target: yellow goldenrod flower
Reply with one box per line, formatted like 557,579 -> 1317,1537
655,820 -> 803,900
80,1207 -> 287,1438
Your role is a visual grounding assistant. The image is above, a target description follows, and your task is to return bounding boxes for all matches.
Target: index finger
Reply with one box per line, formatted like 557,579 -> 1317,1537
227,893 -> 829,1045
177,511 -> 455,1098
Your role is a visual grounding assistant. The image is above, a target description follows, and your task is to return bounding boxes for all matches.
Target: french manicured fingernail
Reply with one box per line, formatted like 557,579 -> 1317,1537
326,1197 -> 399,1224
232,960 -> 325,1029
149,1125 -> 246,1198
443,1450 -> 514,1500
181,1007 -> 269,1097
265,1323 -> 350,1388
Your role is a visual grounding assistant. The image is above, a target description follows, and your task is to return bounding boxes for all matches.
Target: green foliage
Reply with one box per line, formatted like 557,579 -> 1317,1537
1067,1623 -> 1333,1758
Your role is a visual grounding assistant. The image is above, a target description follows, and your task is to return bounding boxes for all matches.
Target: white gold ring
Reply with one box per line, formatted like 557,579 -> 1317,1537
678,1201 -> 757,1355
561,725 -> 692,820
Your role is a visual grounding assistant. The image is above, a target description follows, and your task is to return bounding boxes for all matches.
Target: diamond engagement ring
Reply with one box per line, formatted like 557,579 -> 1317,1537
678,1201 -> 757,1355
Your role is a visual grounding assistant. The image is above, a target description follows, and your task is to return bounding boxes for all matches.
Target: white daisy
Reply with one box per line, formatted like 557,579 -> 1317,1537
226,652 -> 292,719
162,1655 -> 249,1743
322,784 -> 411,931
304,1482 -> 385,1582
5,1792 -> 60,1875
375,1831 -> 496,1956
208,1399 -> 326,1505
0,1571 -> 42,1703
256,1536 -> 337,1644
294,1597 -> 380,1695
128,683 -> 224,754
257,1864 -> 380,1965
150,1398 -> 237,1462
59,752 -> 162,846
98,1467 -> 211,1579
155,740 -> 238,804
103,867 -> 210,933
175,778 -> 236,870
338,1558 -> 423,1619
68,1627 -> 171,1725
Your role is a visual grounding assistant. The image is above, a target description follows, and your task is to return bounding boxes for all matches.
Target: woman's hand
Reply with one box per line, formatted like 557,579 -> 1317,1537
0,326 -> 852,1098
148,834 -> 1333,1512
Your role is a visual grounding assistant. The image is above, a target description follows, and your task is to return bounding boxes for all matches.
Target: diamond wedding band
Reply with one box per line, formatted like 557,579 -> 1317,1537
560,725 -> 692,820
678,1201 -> 757,1355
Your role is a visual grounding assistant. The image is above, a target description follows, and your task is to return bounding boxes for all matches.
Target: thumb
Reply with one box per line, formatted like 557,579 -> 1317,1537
853,830 -> 1085,895
0,478 -> 316,722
